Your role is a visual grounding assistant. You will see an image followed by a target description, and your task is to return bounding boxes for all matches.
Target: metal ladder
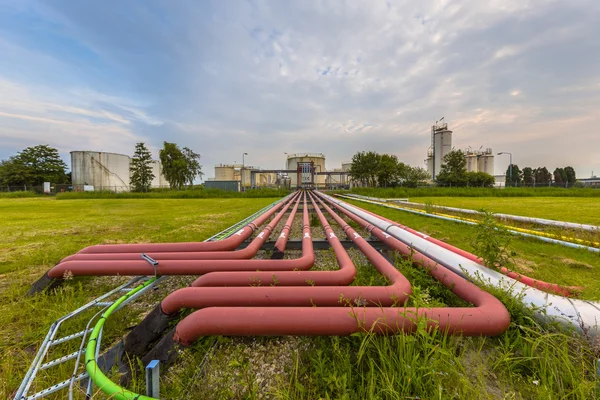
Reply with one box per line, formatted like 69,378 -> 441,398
15,197 -> 287,399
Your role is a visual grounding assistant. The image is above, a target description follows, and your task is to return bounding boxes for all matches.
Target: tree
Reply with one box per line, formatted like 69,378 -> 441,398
564,166 -> 576,187
129,142 -> 155,192
534,167 -> 552,186
349,151 -> 380,187
553,167 -> 566,187
505,164 -> 522,187
522,167 -> 534,186
466,171 -> 495,187
403,166 -> 430,188
376,154 -> 400,187
159,142 -> 188,190
182,147 -> 203,186
0,145 -> 68,187
436,150 -> 467,187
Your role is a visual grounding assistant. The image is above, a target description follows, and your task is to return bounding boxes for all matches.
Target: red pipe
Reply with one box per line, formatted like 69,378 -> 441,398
60,193 -> 301,262
333,194 -> 581,297
192,191 -> 355,287
166,194 -> 412,314
75,193 -> 293,254
173,193 -> 510,344
272,194 -> 300,258
48,194 -> 314,278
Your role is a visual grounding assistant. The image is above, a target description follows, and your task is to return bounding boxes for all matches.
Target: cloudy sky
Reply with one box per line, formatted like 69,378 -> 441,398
1,0 -> 599,178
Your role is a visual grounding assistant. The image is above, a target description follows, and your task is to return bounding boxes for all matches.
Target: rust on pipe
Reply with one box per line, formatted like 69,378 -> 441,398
333,193 -> 581,297
75,193 -> 294,254
60,193 -> 301,262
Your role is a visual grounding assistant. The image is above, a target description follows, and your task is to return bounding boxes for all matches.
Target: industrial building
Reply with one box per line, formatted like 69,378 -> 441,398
70,151 -> 167,192
425,123 -> 494,178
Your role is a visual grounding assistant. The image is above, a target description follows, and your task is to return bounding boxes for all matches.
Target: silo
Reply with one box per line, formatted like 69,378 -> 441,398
465,153 -> 479,173
70,151 -> 131,192
477,149 -> 495,175
433,127 -> 452,178
286,153 -> 326,188
214,164 -> 235,181
241,167 -> 258,187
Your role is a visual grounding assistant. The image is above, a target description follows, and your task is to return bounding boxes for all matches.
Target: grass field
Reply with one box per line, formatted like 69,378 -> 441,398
2,195 -> 600,399
408,196 -> 600,225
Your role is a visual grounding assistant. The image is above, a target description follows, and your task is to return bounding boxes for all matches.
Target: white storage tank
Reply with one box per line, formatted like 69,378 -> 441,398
286,153 -> 326,188
465,153 -> 479,173
150,160 -> 168,188
477,150 -> 495,175
433,128 -> 452,179
214,164 -> 236,181
70,151 -> 131,192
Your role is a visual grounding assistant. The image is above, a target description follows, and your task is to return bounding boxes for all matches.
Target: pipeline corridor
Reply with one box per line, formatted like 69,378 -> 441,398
23,190 -> 600,399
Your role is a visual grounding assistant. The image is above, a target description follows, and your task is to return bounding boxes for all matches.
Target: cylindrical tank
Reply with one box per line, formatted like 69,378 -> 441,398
215,164 -> 235,181
286,153 -> 326,188
433,129 -> 452,178
70,151 -> 131,192
466,154 -> 479,173
477,152 -> 495,175
150,160 -> 168,188
425,157 -> 434,178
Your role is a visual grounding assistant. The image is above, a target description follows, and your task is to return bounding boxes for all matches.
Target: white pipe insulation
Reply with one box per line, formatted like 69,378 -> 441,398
318,192 -> 600,336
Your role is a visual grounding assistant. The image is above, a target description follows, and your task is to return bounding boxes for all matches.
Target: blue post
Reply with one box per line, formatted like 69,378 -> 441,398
146,359 -> 160,397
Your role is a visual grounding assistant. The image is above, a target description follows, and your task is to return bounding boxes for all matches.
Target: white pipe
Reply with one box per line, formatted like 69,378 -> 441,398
319,192 -> 600,335
338,195 -> 600,253
389,199 -> 600,232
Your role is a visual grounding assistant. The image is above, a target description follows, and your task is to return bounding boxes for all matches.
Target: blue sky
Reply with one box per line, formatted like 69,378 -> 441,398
1,0 -> 599,178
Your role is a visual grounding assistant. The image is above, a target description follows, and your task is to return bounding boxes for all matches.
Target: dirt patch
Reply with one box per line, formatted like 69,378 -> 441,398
554,257 -> 594,270
513,258 -> 536,274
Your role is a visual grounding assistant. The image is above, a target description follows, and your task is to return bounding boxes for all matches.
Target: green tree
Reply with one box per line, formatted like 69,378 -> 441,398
377,154 -> 400,187
436,149 -> 467,187
129,142 -> 155,192
564,166 -> 576,187
466,171 -> 495,187
534,167 -> 552,186
0,145 -> 68,187
349,151 -> 380,187
522,167 -> 534,186
553,167 -> 566,187
403,166 -> 430,188
159,142 -> 188,190
505,164 -> 522,187
182,147 -> 203,186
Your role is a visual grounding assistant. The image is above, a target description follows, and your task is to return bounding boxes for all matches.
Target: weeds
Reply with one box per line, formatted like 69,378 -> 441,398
471,209 -> 514,269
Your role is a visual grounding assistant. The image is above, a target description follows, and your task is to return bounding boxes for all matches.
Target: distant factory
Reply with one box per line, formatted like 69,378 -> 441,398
425,122 -> 494,179
70,151 -> 168,192
207,153 -> 351,190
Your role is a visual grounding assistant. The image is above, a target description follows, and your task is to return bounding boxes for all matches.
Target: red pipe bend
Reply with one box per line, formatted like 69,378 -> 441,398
329,193 -> 581,297
75,193 -> 293,254
60,193 -> 300,262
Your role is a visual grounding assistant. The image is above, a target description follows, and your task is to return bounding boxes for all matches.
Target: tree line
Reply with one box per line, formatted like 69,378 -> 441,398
0,142 -> 203,191
504,165 -> 576,187
348,151 -> 430,188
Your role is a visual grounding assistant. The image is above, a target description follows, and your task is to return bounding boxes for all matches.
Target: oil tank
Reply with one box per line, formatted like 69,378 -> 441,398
286,153 -> 326,188
149,160 -> 168,188
214,164 -> 235,181
70,151 -> 131,192
477,150 -> 495,176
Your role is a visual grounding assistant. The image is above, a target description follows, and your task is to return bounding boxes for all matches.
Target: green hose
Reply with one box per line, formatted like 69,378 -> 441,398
85,278 -> 157,400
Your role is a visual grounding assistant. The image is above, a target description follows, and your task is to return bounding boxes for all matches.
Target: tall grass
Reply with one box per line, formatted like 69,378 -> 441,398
0,191 -> 42,198
56,188 -> 290,200
345,187 -> 600,198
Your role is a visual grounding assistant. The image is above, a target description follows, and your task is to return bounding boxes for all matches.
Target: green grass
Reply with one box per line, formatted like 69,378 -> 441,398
56,187 -> 289,199
347,186 -> 600,198
2,196 -> 600,399
405,196 -> 600,225
0,191 -> 42,198
0,197 -> 275,398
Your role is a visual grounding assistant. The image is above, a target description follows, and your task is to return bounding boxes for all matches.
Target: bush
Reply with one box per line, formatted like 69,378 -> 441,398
342,186 -> 600,198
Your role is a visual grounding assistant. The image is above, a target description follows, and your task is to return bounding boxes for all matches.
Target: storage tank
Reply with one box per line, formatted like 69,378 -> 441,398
70,151 -> 131,192
433,127 -> 452,179
214,164 -> 235,181
286,153 -> 326,188
149,160 -> 168,188
241,167 -> 259,187
477,150 -> 495,175
465,153 -> 479,173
